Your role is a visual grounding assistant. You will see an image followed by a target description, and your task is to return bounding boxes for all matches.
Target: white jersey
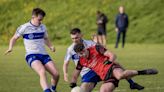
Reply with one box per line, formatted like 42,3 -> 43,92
64,40 -> 96,77
15,21 -> 48,55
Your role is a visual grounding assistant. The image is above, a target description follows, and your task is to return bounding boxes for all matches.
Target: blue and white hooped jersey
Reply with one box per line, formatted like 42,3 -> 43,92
64,40 -> 96,77
15,22 -> 48,55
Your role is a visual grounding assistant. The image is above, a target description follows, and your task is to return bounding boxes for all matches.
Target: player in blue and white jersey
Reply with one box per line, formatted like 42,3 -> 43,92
63,28 -> 101,92
5,8 -> 59,92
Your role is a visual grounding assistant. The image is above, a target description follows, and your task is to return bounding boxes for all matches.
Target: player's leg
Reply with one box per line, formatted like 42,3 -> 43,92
44,61 -> 59,92
80,82 -> 95,92
126,78 -> 144,90
97,29 -> 101,43
100,82 -> 116,92
113,68 -> 158,80
102,35 -> 106,47
101,73 -> 119,92
31,60 -> 51,92
80,70 -> 101,92
98,35 -> 103,45
114,62 -> 144,90
115,31 -> 121,48
113,67 -> 143,80
122,30 -> 126,48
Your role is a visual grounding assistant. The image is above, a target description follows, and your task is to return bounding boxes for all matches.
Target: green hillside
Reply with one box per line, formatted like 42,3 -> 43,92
0,0 -> 164,45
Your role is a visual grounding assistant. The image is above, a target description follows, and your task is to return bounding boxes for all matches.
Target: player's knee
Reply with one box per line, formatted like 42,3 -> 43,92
38,68 -> 46,76
81,83 -> 94,92
56,71 -> 60,78
52,71 -> 60,79
115,74 -> 124,80
100,87 -> 113,92
118,71 -> 130,79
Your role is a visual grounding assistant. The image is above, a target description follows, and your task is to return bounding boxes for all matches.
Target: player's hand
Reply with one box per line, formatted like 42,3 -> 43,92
4,48 -> 12,55
69,83 -> 77,88
64,74 -> 69,82
50,46 -> 55,52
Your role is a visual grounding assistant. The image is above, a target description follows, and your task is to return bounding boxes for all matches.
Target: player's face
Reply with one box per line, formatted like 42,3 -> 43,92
33,14 -> 44,25
77,49 -> 89,58
71,33 -> 82,43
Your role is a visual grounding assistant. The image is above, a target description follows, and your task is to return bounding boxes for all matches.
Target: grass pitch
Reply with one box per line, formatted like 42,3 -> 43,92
0,44 -> 163,92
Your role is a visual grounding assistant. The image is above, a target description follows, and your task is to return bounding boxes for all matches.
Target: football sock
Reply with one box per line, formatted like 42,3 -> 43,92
51,85 -> 56,91
127,79 -> 134,85
44,88 -> 52,92
138,70 -> 145,75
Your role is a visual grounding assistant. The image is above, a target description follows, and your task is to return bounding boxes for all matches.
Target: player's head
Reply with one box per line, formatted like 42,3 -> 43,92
74,43 -> 89,58
119,6 -> 124,14
70,28 -> 83,44
32,8 -> 46,24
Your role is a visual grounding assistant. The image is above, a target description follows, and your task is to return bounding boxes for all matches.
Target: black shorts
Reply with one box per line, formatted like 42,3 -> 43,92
104,77 -> 119,87
97,28 -> 106,35
103,64 -> 122,87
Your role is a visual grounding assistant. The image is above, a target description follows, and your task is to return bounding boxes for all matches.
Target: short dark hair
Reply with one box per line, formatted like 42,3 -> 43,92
70,28 -> 81,35
74,43 -> 85,53
32,8 -> 46,17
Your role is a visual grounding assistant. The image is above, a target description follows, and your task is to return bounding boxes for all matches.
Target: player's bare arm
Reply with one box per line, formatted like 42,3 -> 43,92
103,50 -> 117,62
44,37 -> 55,52
5,34 -> 19,55
71,69 -> 81,83
63,61 -> 70,82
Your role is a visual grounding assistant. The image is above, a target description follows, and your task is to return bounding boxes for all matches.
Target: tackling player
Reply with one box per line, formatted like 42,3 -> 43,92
63,28 -> 101,92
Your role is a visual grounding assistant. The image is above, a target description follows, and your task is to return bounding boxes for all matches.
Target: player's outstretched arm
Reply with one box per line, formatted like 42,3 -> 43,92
4,34 -> 19,55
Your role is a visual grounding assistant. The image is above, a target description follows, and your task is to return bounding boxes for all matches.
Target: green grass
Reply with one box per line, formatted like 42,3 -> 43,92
0,44 -> 164,92
0,0 -> 164,44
